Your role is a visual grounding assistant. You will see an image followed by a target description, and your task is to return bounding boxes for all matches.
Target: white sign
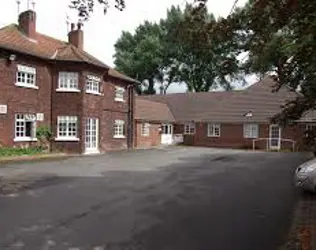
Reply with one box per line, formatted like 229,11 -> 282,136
17,64 -> 36,74
25,114 -> 36,121
87,75 -> 101,82
36,113 -> 44,121
0,105 -> 7,114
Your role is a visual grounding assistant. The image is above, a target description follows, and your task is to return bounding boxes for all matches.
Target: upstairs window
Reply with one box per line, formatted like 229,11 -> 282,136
141,123 -> 150,136
86,75 -> 101,94
115,87 -> 125,102
15,114 -> 37,141
16,65 -> 37,89
184,122 -> 195,135
114,120 -> 125,138
208,123 -> 221,137
58,72 -> 79,92
244,124 -> 259,138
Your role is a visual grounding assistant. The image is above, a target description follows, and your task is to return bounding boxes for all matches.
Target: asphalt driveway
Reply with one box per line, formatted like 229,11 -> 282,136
0,147 -> 309,250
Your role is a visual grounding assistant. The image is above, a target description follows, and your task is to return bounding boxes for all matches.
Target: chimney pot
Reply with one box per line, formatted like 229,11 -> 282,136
68,24 -> 84,50
77,22 -> 83,30
71,23 -> 75,31
18,10 -> 36,39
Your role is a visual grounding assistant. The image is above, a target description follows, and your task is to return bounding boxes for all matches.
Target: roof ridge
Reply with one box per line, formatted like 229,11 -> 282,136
37,32 -> 67,45
0,23 -> 16,31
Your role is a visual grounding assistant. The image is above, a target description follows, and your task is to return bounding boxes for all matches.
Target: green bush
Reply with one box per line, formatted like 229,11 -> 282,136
36,125 -> 52,141
0,147 -> 44,157
36,125 -> 53,151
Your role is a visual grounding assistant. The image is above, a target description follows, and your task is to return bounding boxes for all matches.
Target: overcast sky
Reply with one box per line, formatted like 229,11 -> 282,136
0,0 -> 251,93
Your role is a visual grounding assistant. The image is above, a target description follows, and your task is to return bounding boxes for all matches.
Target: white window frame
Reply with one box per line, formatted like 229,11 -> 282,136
114,120 -> 125,138
55,116 -> 79,141
207,123 -> 221,137
184,122 -> 195,135
115,87 -> 125,102
14,114 -> 38,142
16,65 -> 38,89
243,124 -> 259,139
86,75 -> 101,95
57,72 -> 80,92
141,123 -> 150,137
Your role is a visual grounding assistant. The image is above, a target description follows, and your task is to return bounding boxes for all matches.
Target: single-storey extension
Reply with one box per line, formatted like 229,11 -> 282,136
137,76 -> 315,151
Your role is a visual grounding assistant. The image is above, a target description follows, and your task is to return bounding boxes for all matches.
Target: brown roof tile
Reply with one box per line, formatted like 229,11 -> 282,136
108,68 -> 140,84
135,99 -> 175,123
0,24 -> 109,69
139,76 -> 309,123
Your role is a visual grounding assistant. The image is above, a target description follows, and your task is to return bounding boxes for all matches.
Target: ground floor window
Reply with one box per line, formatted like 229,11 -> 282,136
207,123 -> 221,137
243,124 -> 259,138
141,123 -> 150,136
114,120 -> 125,138
15,114 -> 37,141
184,122 -> 195,135
57,116 -> 78,140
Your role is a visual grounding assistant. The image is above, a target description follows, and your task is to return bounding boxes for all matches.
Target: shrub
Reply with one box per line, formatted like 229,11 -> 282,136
36,125 -> 53,152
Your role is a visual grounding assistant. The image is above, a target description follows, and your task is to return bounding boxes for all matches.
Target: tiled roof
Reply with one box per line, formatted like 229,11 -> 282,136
139,90 -> 238,122
139,76 -> 315,123
108,68 -> 140,84
0,24 -> 109,69
135,99 -> 175,123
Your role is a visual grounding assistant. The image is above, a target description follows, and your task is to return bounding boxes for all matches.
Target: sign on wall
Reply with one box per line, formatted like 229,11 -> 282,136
36,113 -> 44,121
0,105 -> 7,114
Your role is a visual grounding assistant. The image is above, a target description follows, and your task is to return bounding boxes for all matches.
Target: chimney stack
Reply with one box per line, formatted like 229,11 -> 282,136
18,10 -> 36,39
68,23 -> 84,50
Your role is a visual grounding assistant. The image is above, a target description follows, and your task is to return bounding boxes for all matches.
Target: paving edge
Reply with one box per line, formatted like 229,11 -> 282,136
0,153 -> 72,165
279,193 -> 316,250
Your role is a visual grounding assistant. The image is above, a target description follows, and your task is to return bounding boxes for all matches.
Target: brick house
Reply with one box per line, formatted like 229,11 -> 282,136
138,77 -> 315,151
0,9 -> 138,154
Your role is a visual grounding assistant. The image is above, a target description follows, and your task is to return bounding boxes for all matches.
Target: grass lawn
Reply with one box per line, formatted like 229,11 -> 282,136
0,147 -> 44,157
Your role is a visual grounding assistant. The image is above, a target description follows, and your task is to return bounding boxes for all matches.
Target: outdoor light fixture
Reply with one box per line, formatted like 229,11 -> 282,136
9,54 -> 16,62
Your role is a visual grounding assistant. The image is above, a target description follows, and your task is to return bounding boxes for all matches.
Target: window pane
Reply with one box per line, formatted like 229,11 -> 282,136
25,122 -> 32,137
59,72 -> 79,90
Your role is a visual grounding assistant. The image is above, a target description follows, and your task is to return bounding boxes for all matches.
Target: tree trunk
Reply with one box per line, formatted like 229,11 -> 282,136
147,78 -> 155,94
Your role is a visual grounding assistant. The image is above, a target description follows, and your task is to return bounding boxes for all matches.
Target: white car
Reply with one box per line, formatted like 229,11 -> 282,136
295,158 -> 316,192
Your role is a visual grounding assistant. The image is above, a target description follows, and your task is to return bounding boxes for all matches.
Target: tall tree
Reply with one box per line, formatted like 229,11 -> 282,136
114,21 -> 164,94
195,0 -> 316,123
114,4 -> 243,94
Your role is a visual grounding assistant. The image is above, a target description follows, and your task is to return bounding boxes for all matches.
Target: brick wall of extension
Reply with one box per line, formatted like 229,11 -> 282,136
183,123 -> 306,151
134,122 -> 162,148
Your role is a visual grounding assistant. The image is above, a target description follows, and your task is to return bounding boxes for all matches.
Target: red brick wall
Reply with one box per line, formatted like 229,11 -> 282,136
185,122 -> 305,151
100,77 -> 131,151
51,63 -> 84,153
0,52 -> 135,154
135,121 -> 161,148
0,53 -> 52,147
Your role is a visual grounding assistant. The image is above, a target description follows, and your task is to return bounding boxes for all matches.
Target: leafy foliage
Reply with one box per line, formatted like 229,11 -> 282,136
114,4 -> 243,94
199,0 -> 316,125
36,125 -> 53,151
70,0 -> 125,20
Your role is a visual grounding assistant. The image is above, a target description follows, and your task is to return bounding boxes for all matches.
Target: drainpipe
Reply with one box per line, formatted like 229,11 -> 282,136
127,84 -> 134,149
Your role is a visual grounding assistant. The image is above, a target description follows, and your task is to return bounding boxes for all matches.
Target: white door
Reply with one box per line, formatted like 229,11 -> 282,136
85,118 -> 99,154
161,124 -> 173,145
269,125 -> 281,150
